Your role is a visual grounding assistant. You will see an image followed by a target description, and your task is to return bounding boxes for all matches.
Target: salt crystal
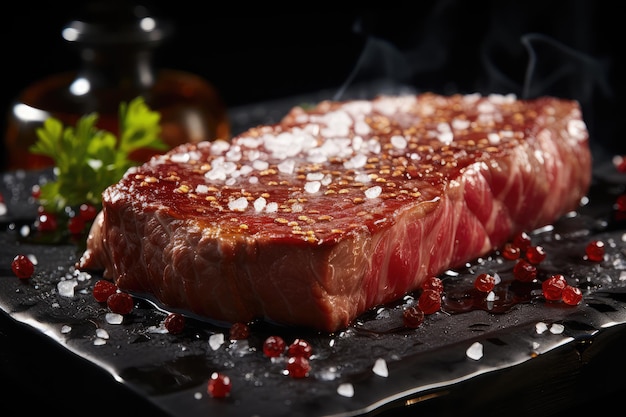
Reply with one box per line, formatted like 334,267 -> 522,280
372,358 -> 389,377
550,323 -> 565,334
535,322 -> 548,334
390,135 -> 407,149
265,202 -> 278,213
194,392 -> 203,400
306,172 -> 324,181
354,173 -> 370,183
170,152 -> 190,163
304,181 -> 321,193
252,160 -> 269,171
277,159 -> 296,174
0,203 -> 6,216
93,338 -> 107,346
532,341 -> 541,350
337,383 -> 354,397
106,313 -> 124,324
466,341 -> 483,360
27,254 -> 38,265
253,197 -> 267,212
96,328 -> 109,339
487,132 -> 501,144
209,333 -> 225,350
365,186 -> 382,199
228,197 -> 249,212
20,224 -> 30,237
486,291 -> 495,301
343,153 -> 367,169
195,184 -> 209,194
57,279 -> 78,297
60,325 -> 72,334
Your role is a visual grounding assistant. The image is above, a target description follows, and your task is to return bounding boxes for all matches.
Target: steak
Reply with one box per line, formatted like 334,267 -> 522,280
78,93 -> 592,332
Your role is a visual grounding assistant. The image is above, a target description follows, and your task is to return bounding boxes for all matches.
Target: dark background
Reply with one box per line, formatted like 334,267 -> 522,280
1,0 -> 624,166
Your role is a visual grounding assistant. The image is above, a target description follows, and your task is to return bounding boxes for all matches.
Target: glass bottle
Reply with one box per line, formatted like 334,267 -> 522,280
3,2 -> 230,171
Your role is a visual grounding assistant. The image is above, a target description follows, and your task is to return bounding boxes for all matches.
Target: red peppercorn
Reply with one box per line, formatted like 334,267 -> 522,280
287,338 -> 313,359
36,210 -> 58,233
263,335 -> 286,358
616,195 -> 626,212
207,372 -> 231,398
562,285 -> 583,306
513,259 -> 537,283
107,292 -> 134,315
501,243 -> 521,260
164,312 -> 185,334
78,203 -> 98,221
286,355 -> 311,378
93,280 -> 118,303
11,254 -> 35,279
229,322 -> 250,340
67,216 -> 86,235
526,245 -> 546,265
402,306 -> 425,328
474,273 -> 496,293
585,240 -> 605,262
512,231 -> 532,252
417,289 -> 441,314
542,274 -> 568,301
421,276 -> 444,293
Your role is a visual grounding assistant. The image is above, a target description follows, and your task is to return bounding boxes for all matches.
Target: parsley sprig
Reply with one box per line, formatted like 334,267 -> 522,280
29,96 -> 168,212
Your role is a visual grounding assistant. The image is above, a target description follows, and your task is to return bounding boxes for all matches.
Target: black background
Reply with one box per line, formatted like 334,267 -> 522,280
1,0 -> 625,166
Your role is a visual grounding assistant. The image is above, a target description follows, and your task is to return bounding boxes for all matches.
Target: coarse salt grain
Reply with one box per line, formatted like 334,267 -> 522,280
535,322 -> 548,334
106,313 -> 124,324
304,181 -> 321,194
337,383 -> 354,397
228,197 -> 248,212
57,279 -> 78,297
550,323 -> 565,334
209,333 -> 225,351
96,328 -> 109,339
390,135 -> 407,149
466,341 -> 483,360
365,186 -> 382,199
253,197 -> 267,212
372,358 -> 389,377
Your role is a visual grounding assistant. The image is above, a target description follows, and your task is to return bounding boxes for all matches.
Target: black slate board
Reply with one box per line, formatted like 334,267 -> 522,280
2,95 -> 626,416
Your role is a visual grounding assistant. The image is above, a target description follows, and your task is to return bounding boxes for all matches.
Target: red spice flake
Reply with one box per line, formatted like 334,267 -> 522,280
474,273 -> 496,293
207,372 -> 232,398
286,355 -> 311,379
287,338 -> 313,359
501,243 -> 521,260
421,276 -> 444,293
585,240 -> 605,262
107,292 -> 134,315
263,335 -> 286,358
562,285 -> 583,306
402,306 -> 425,328
11,254 -> 34,279
93,280 -> 118,302
526,245 -> 546,265
512,231 -> 532,252
542,274 -> 567,301
513,259 -> 537,283
164,312 -> 185,334
229,322 -> 250,340
417,289 -> 441,314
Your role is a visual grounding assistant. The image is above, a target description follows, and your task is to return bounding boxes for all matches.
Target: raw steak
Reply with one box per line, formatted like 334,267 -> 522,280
79,93 -> 592,332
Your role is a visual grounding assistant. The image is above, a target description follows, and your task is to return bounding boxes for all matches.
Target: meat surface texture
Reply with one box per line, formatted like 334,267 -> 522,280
79,93 -> 592,332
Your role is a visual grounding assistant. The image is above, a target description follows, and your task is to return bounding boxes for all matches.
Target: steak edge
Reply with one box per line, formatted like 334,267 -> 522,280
79,93 -> 592,332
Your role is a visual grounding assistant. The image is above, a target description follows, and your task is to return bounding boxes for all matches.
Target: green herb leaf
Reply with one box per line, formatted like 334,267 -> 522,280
29,96 -> 167,212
